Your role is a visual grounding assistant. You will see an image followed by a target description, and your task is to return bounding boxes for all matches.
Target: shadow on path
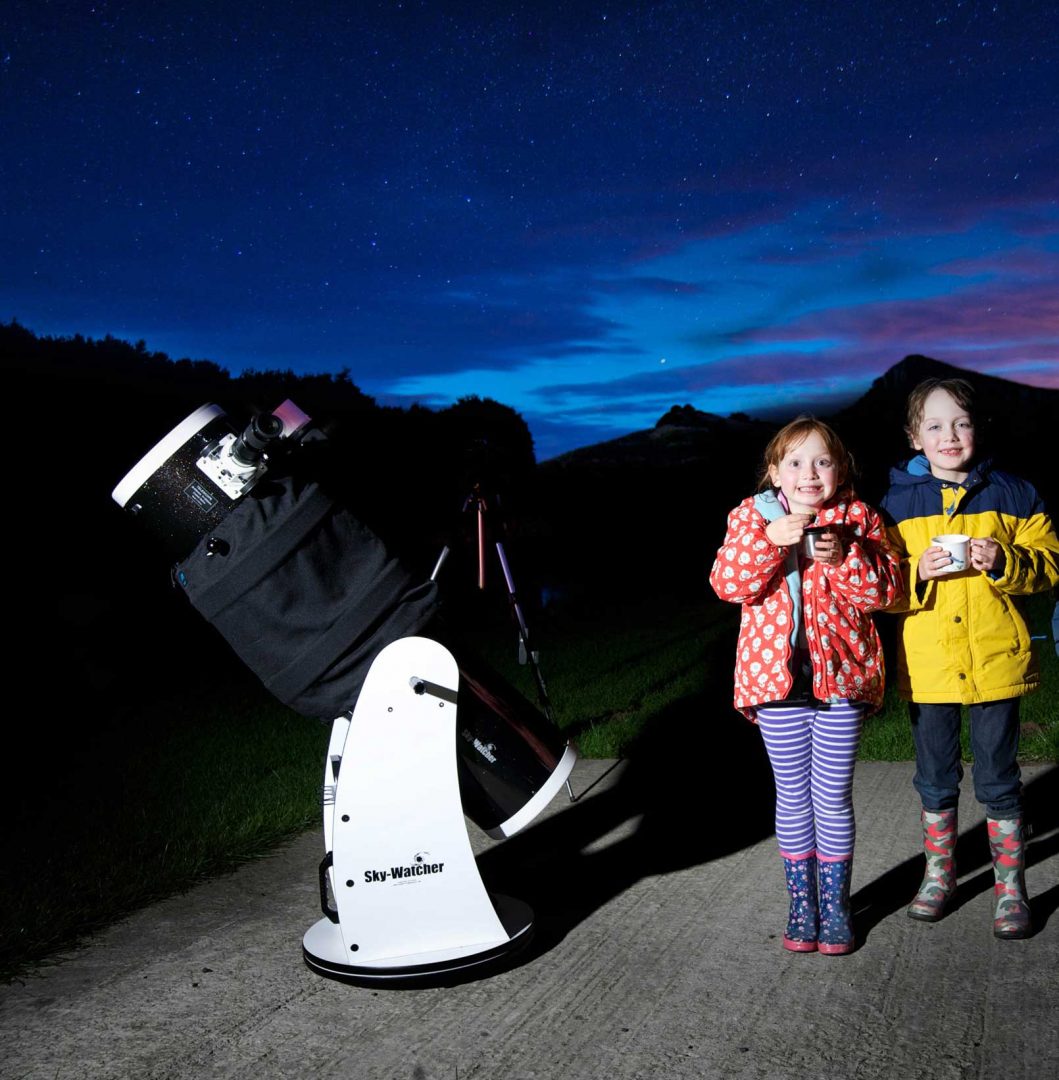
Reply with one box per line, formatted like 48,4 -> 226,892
477,682 -> 776,971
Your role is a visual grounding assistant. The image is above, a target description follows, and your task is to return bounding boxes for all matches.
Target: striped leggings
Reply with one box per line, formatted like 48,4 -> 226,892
755,700 -> 864,861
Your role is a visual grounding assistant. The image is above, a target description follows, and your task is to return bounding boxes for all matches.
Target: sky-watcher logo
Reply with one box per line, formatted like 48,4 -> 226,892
461,728 -> 497,763
363,851 -> 446,885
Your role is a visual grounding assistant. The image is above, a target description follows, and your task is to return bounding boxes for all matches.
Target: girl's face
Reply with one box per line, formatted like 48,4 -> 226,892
768,430 -> 840,514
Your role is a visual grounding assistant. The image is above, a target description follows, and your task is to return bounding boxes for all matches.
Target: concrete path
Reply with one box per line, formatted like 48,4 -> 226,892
2,760 -> 1058,1080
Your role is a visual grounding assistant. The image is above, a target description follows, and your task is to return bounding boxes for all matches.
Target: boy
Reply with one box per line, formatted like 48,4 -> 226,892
880,377 -> 1059,939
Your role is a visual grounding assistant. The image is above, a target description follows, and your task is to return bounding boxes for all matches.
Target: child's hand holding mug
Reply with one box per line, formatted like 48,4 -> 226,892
804,528 -> 843,567
969,536 -> 1005,574
766,513 -> 815,548
918,544 -> 954,579
921,534 -> 1004,578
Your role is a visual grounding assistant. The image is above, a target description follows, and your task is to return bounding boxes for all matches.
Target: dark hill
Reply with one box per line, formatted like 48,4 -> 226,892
548,406 -> 774,469
536,356 -> 1058,599
536,407 -> 781,601
830,354 -> 1058,506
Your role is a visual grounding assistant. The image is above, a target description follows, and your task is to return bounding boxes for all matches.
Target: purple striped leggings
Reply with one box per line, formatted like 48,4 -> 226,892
755,700 -> 864,860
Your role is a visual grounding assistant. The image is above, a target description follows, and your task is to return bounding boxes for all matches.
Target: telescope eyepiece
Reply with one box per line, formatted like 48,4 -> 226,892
230,412 -> 284,467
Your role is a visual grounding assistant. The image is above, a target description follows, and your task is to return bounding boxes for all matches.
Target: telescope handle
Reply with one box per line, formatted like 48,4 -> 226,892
318,851 -> 340,925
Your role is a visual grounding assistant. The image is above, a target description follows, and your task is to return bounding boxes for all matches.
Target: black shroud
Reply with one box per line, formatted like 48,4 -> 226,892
174,467 -> 438,721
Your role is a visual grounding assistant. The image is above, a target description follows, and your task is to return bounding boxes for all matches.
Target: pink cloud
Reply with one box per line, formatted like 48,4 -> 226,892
687,343 -> 1059,396
735,280 -> 1059,356
934,246 -> 1059,279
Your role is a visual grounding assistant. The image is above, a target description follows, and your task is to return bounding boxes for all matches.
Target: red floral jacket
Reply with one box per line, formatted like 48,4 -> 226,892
709,491 -> 903,718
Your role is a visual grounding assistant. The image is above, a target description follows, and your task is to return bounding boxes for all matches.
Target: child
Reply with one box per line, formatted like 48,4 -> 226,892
709,417 -> 902,954
880,378 -> 1059,939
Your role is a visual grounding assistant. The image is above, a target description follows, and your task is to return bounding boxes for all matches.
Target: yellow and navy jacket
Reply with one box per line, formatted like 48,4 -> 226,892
879,456 -> 1059,704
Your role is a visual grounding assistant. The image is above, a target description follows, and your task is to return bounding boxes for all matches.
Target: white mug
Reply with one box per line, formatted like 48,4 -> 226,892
931,533 -> 970,573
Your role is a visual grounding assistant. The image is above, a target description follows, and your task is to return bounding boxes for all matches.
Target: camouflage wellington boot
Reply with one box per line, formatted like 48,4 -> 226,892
818,858 -> 854,955
988,817 -> 1031,940
782,854 -> 818,952
907,808 -> 958,922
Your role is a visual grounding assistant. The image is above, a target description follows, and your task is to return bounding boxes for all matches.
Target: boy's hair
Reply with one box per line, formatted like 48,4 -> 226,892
904,377 -> 977,443
757,415 -> 854,491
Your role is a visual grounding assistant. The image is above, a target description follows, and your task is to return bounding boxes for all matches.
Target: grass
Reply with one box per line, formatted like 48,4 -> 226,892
1,683 -> 328,980
463,593 -> 732,759
2,593 -> 732,980
482,591 -> 1059,764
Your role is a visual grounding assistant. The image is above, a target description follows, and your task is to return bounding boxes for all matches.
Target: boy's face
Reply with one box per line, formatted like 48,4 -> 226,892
768,431 -> 839,514
912,388 -> 976,482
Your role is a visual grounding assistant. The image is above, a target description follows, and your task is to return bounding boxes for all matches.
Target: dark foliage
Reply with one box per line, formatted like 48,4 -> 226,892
0,320 -> 538,827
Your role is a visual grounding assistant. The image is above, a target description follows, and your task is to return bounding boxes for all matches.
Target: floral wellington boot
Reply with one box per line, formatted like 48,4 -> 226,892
818,858 -> 854,955
908,808 -> 957,922
988,817 -> 1031,940
782,854 -> 818,952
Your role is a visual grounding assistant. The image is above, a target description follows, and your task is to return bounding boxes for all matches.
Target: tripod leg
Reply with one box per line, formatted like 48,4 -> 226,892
477,503 -> 486,589
495,540 -> 554,720
430,545 -> 451,582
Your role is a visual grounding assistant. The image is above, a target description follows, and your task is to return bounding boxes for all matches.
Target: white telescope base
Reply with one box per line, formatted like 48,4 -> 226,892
303,637 -> 551,983
303,893 -> 533,982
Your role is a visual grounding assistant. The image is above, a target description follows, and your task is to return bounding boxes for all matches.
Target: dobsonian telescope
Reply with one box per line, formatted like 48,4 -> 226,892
112,400 -> 576,984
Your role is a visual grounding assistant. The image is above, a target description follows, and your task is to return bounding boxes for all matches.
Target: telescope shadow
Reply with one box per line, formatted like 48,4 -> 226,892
850,764 -> 1059,945
475,686 -> 777,971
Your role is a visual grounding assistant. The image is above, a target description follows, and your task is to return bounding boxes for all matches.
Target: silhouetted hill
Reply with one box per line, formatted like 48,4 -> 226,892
535,407 -> 780,600
536,356 -> 1058,600
547,406 -> 773,470
830,354 -> 1059,505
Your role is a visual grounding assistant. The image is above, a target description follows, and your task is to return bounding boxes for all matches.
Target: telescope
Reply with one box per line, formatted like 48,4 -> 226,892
112,401 -> 576,983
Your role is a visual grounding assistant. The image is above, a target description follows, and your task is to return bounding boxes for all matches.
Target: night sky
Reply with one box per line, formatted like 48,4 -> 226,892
3,1 -> 1058,457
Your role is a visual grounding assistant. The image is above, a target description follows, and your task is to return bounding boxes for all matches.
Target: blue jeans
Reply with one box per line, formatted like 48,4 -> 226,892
909,699 -> 1022,817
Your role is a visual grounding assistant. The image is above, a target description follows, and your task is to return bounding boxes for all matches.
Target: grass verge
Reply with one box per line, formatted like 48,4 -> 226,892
1,684 -> 328,981
464,594 -> 733,759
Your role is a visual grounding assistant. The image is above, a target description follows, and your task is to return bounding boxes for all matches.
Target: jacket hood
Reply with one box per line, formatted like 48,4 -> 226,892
888,454 -> 994,489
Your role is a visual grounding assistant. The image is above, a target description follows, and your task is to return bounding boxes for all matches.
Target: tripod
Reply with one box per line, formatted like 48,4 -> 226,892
430,483 -> 573,800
